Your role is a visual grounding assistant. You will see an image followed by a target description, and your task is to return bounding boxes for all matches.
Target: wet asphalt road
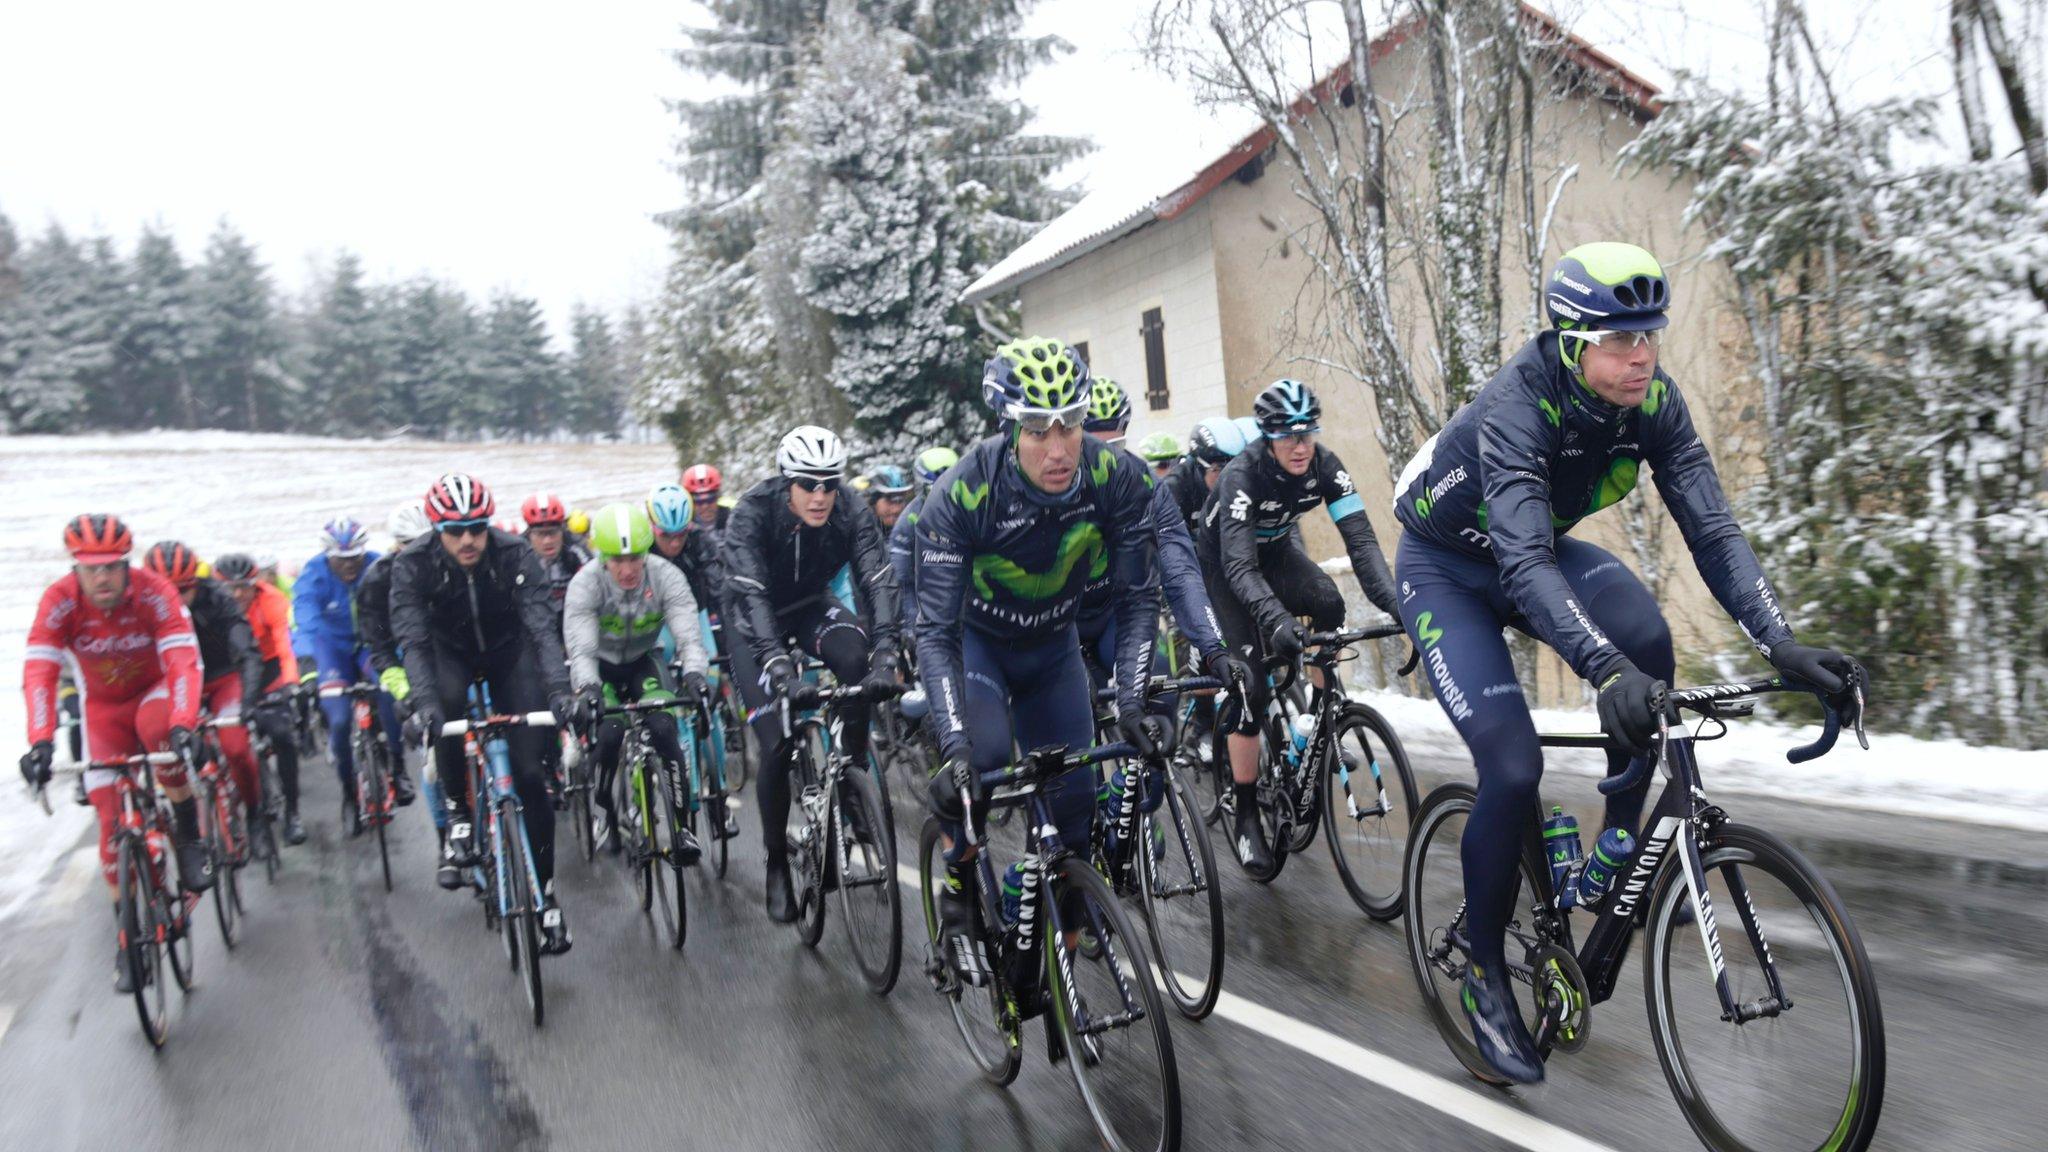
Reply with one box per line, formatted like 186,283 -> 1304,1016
1,741 -> 2043,1152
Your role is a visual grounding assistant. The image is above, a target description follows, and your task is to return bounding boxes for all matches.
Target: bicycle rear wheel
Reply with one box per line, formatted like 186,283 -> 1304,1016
1646,822 -> 1885,1152
1322,704 -> 1418,921
697,724 -> 731,879
718,694 -> 752,794
118,837 -> 168,1048
1402,782 -> 1553,1087
205,781 -> 240,949
570,757 -> 595,864
836,770 -> 900,994
1047,856 -> 1180,1152
917,818 -> 1020,1086
1140,762 -> 1223,1020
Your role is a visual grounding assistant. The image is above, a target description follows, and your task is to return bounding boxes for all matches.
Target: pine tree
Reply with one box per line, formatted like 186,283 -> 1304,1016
1,226 -> 117,433
116,228 -> 202,428
192,223 -> 286,431
566,306 -> 626,438
299,253 -> 388,436
478,293 -> 563,438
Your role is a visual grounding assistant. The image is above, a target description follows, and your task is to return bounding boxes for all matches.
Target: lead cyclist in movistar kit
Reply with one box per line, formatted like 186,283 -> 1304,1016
914,338 -> 1164,982
1391,241 -> 1868,1084
1199,377 -> 1402,874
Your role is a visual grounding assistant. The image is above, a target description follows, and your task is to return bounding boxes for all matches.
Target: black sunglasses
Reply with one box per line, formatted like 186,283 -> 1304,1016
790,475 -> 841,493
439,521 -> 490,539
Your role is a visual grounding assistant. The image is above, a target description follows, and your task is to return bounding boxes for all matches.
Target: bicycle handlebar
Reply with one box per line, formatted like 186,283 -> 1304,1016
1090,675 -> 1223,704
975,742 -> 1135,791
436,712 -> 557,738
1594,676 -> 1868,796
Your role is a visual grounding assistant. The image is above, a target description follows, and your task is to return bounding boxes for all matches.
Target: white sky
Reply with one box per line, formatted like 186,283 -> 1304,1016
0,1 -> 1990,342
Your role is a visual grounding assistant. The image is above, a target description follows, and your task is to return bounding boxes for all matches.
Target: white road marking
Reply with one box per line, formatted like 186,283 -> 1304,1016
891,861 -> 1614,1152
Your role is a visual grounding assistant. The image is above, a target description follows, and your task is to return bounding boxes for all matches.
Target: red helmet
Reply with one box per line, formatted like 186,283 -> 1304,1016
64,513 -> 133,564
424,473 -> 495,525
680,464 -> 722,496
520,492 -> 567,528
142,540 -> 201,589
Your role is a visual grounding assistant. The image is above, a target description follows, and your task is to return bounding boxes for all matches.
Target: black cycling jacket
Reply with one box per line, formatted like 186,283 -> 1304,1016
1393,331 -> 1795,683
387,531 -> 570,707
719,475 -> 899,670
1199,440 -> 1399,635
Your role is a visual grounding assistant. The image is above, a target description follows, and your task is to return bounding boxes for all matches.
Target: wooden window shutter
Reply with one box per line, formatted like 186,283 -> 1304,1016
1072,340 -> 1090,370
1140,308 -> 1169,411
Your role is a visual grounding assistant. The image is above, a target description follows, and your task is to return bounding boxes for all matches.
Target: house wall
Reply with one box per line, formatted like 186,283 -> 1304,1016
1016,197 -> 1230,441
1199,46 -> 1763,705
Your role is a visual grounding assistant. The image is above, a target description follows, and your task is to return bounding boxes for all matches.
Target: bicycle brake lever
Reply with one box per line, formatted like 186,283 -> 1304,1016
1398,645 -> 1419,678
1851,683 -> 1869,751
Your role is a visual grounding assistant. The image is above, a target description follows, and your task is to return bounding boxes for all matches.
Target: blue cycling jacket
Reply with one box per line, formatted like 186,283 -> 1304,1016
292,551 -> 379,652
1393,331 -> 1795,683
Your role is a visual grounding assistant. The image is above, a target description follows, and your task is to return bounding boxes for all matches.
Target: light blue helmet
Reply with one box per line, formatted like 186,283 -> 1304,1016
1253,378 -> 1321,437
1188,416 -> 1248,465
1233,416 -> 1261,446
646,484 -> 692,534
320,517 -> 370,558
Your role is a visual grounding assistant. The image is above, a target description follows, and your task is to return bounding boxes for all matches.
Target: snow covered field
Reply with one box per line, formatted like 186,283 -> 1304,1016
0,431 -> 679,917
0,431 -> 2040,921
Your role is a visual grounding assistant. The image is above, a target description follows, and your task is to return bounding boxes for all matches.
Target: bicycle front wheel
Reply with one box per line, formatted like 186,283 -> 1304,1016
1322,704 -> 1417,921
917,818 -> 1020,1086
367,745 -> 393,893
1139,761 -> 1224,1020
835,769 -> 900,994
118,836 -> 168,1048
204,782 -> 240,949
659,760 -> 688,951
501,799 -> 545,1027
1047,856 -> 1180,1152
1645,822 -> 1885,1152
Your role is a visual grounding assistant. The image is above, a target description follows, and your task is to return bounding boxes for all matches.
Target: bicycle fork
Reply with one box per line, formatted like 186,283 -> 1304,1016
486,739 -> 544,920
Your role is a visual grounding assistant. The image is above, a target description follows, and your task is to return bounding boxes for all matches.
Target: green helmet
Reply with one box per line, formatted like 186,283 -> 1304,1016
588,502 -> 654,558
982,336 -> 1088,415
1136,431 -> 1183,463
1085,378 -> 1132,432
914,445 -> 959,484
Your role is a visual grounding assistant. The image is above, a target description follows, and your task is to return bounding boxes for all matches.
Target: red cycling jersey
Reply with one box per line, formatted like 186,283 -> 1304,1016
23,566 -> 202,745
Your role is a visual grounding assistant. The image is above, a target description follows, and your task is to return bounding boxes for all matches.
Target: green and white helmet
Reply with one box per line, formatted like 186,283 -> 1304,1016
982,336 -> 1089,417
589,502 -> 654,558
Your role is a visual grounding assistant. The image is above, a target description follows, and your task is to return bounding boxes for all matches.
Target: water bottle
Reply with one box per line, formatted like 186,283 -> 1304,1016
1542,806 -> 1583,905
900,686 -> 928,721
1574,827 -> 1635,909
1289,713 -> 1317,762
1097,771 -> 1126,855
1000,861 -> 1027,927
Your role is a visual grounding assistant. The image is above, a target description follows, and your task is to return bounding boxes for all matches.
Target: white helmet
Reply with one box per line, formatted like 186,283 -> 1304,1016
388,499 -> 432,546
776,425 -> 847,479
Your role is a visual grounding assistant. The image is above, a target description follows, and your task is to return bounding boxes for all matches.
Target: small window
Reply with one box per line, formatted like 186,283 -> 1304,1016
1140,308 -> 1169,410
1072,340 -> 1091,371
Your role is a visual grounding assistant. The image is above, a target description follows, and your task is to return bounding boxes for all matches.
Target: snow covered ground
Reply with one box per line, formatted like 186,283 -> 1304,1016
0,431 -> 679,919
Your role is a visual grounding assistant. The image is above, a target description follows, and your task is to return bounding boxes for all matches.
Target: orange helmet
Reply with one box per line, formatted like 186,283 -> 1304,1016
142,541 -> 201,589
64,513 -> 133,564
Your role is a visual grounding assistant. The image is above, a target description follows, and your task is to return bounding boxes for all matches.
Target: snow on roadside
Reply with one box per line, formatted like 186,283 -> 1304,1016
0,431 -> 680,918
1316,560 -> 2048,832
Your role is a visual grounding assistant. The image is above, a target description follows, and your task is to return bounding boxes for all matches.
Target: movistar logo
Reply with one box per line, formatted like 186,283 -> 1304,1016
1538,397 -> 1562,427
951,479 -> 990,510
1416,611 -> 1444,649
1090,449 -> 1115,486
970,521 -> 1105,601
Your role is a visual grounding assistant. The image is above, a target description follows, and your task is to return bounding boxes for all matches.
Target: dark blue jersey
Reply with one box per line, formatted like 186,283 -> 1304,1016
914,433 -> 1160,759
1393,331 -> 1795,683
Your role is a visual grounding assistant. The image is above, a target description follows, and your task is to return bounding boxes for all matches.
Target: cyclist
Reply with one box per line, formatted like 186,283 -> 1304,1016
521,492 -> 589,621
390,473 -> 577,954
142,542 -> 264,832
563,502 -> 719,857
215,552 -> 309,845
887,445 -> 961,641
1160,416 -> 1246,535
21,515 -> 214,991
361,500 -> 444,848
1200,377 -> 1401,876
648,483 -> 725,632
681,464 -> 731,538
295,517 -> 412,811
865,464 -> 914,533
1391,241 -> 1868,1084
1076,378 -> 1238,694
723,426 -> 900,922
1135,430 -> 1184,480
915,339 -> 1164,982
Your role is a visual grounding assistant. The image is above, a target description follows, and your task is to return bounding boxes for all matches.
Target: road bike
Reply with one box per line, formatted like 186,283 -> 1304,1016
783,675 -> 903,993
1403,678 -> 1886,1151
441,708 -> 560,1026
324,683 -> 398,891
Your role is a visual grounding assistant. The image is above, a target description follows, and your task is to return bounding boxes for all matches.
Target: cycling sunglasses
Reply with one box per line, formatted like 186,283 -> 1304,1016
789,475 -> 841,493
438,519 -> 490,538
1006,399 -> 1090,434
1569,328 -> 1663,350
1264,424 -> 1320,442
